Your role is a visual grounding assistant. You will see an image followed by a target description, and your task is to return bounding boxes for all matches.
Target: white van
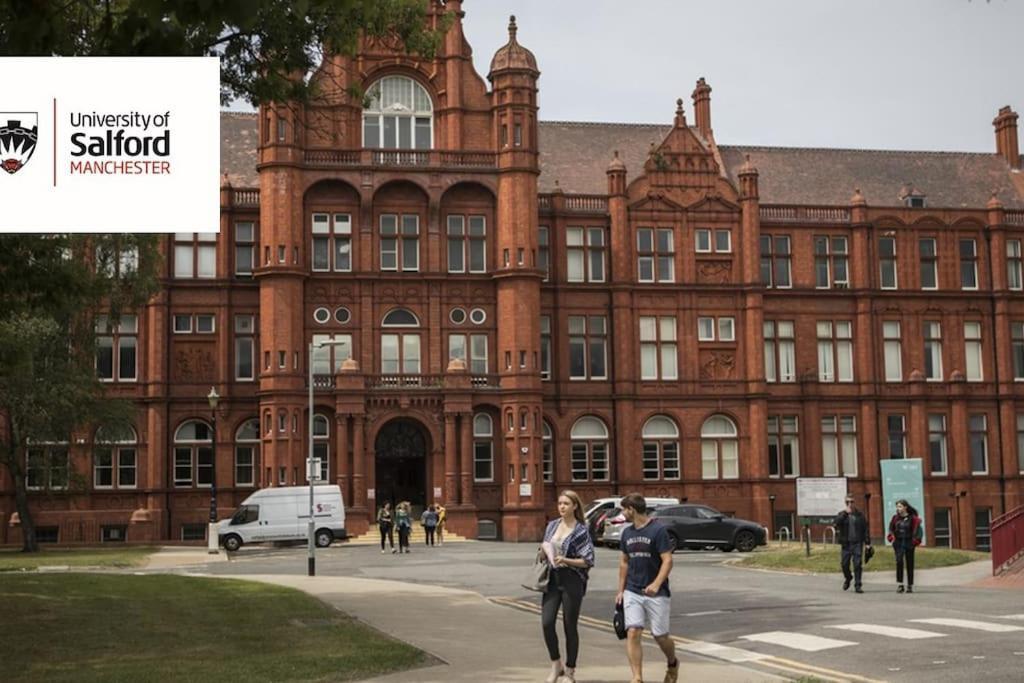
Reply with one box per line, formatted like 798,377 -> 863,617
217,485 -> 346,552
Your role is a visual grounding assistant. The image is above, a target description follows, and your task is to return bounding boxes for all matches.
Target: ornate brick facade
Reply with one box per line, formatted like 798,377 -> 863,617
4,1 -> 1024,547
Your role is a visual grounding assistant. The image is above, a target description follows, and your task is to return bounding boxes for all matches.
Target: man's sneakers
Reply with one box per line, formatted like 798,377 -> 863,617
843,578 -> 851,591
897,584 -> 905,593
907,586 -> 914,593
663,658 -> 680,683
855,586 -> 864,594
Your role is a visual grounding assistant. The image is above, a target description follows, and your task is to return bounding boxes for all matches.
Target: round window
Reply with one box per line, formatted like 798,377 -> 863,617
469,308 -> 486,325
449,308 -> 467,325
335,307 -> 351,324
313,307 -> 330,324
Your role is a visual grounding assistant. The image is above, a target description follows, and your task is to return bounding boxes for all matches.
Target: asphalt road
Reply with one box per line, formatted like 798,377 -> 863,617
182,541 -> 1024,683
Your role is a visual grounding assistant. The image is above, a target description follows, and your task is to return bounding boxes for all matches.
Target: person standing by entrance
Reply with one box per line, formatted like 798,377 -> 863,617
540,490 -> 594,683
377,502 -> 395,554
395,501 -> 412,553
421,504 -> 439,546
834,495 -> 871,593
887,499 -> 923,593
436,502 -> 447,545
616,493 -> 678,683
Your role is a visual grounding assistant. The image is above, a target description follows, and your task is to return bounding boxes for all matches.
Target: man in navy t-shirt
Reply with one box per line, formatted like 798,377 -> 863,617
616,493 -> 679,683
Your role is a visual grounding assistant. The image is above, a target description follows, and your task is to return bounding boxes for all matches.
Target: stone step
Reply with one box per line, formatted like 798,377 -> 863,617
346,526 -> 470,545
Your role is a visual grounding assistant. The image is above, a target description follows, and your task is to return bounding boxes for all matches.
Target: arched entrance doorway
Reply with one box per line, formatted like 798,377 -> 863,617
374,419 -> 428,511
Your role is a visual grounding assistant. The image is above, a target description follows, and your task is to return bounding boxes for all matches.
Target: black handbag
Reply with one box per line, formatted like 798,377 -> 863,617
521,547 -> 551,592
613,602 -> 627,640
864,544 -> 875,564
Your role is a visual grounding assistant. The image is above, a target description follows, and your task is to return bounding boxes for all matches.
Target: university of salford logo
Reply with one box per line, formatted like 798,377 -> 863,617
0,113 -> 38,174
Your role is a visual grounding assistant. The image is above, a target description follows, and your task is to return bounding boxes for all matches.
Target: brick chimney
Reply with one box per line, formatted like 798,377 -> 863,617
692,77 -> 712,139
994,106 -> 1020,169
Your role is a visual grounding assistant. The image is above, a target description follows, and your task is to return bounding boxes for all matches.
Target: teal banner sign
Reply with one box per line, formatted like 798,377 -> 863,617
880,459 -> 926,546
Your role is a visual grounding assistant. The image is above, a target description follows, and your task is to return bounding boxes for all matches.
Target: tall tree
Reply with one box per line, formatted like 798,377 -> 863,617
0,1 -> 446,551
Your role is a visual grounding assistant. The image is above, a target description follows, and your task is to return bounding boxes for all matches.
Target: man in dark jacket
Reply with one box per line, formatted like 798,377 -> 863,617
833,496 -> 871,593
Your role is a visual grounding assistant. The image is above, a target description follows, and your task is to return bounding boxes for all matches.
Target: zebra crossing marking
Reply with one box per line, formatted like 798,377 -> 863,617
909,618 -> 1024,633
827,623 -> 946,640
741,631 -> 857,652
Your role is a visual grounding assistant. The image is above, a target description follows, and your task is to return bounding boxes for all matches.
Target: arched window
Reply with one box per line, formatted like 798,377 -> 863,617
473,413 -> 493,482
363,75 -> 433,150
701,415 -> 738,480
235,419 -> 259,487
312,414 -> 330,484
542,421 -> 554,483
642,416 -> 680,481
381,309 -> 421,376
94,425 -> 138,489
570,416 -> 609,482
174,420 -> 213,488
382,309 -> 419,327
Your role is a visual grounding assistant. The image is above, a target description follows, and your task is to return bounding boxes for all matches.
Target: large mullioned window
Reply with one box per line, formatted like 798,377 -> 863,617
362,75 -> 433,150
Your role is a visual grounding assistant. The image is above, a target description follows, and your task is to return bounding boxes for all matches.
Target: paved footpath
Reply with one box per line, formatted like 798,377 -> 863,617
218,573 -> 783,683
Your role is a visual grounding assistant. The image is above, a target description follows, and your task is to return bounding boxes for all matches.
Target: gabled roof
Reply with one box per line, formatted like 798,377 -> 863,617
219,112 -> 1024,208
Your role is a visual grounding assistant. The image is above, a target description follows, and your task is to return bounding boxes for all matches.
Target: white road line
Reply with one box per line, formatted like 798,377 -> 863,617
684,610 -> 725,617
677,640 -> 769,663
997,614 -> 1024,620
910,618 -> 1024,633
827,623 -> 947,640
740,631 -> 858,652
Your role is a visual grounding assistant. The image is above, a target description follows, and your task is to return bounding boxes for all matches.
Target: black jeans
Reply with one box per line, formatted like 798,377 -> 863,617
541,568 -> 585,668
397,525 -> 410,550
379,523 -> 394,550
840,542 -> 864,588
425,526 -> 435,545
894,541 -> 915,586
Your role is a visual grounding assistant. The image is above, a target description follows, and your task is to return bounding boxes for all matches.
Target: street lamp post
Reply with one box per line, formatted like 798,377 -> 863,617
207,386 -> 220,554
308,338 -> 349,577
768,494 -> 776,541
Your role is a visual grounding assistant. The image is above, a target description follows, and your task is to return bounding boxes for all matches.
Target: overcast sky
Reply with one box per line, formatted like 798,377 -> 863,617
459,0 -> 1022,153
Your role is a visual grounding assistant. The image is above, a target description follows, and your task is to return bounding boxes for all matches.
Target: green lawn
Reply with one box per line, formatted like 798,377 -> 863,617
736,542 -> 988,573
0,546 -> 157,572
0,574 -> 428,682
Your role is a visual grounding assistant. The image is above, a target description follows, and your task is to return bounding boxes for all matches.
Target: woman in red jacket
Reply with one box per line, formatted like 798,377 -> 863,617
887,499 -> 923,593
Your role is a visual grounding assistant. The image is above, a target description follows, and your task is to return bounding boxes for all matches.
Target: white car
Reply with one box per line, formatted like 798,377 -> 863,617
217,485 -> 346,552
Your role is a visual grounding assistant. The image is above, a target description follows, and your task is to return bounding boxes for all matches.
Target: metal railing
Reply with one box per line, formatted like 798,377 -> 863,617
302,149 -> 497,170
991,504 -> 1024,575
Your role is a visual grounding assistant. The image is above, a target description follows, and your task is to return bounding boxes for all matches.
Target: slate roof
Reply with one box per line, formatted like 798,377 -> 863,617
220,112 -> 1024,209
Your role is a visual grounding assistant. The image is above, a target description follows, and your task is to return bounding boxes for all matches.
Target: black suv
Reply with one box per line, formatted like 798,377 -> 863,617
651,504 -> 767,553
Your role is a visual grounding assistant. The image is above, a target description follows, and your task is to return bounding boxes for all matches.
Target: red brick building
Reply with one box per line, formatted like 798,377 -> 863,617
4,1 -> 1024,547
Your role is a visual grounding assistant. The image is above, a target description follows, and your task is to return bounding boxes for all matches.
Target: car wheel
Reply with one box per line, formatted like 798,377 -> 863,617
315,529 -> 333,548
719,545 -> 735,552
667,531 -> 679,553
735,530 -> 757,553
223,534 -> 242,552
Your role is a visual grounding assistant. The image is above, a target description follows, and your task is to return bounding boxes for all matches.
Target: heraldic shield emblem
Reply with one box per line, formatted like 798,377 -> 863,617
0,113 -> 38,174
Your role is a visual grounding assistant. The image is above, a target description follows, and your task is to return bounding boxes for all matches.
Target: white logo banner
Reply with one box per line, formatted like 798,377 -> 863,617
0,57 -> 220,233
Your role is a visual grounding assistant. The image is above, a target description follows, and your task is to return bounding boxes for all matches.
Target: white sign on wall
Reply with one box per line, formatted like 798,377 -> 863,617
0,57 -> 219,232
519,483 -> 532,497
796,477 -> 848,518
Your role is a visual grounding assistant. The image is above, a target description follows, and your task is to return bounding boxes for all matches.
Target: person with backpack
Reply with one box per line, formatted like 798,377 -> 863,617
421,504 -> 439,546
376,502 -> 395,554
887,499 -> 923,593
395,501 -> 412,553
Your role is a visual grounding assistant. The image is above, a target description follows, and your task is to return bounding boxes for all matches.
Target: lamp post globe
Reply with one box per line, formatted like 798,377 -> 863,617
207,386 -> 220,554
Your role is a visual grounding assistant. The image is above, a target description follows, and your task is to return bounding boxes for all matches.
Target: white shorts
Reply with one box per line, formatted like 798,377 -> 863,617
623,590 -> 671,637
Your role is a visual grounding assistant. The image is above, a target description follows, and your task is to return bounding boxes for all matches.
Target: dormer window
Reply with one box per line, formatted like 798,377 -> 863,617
906,196 -> 925,208
363,76 -> 433,150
